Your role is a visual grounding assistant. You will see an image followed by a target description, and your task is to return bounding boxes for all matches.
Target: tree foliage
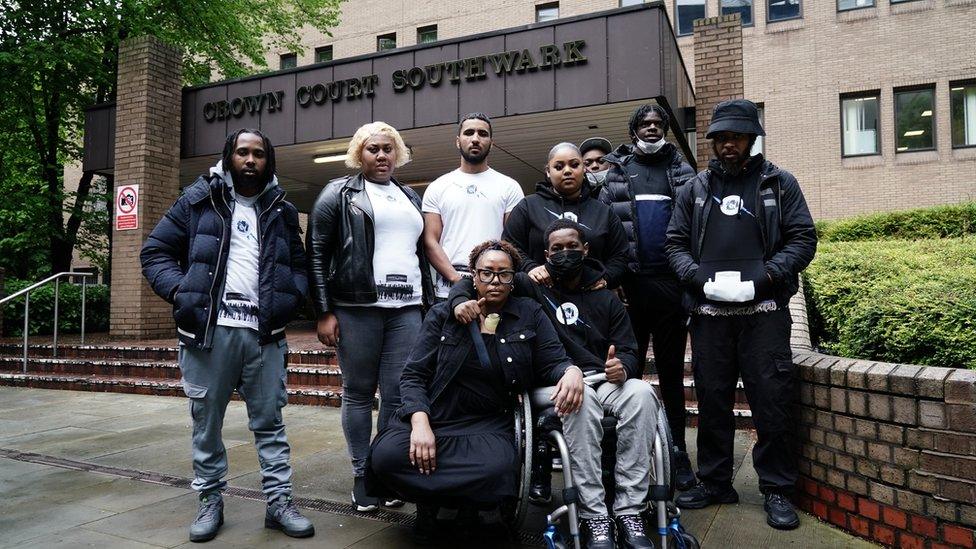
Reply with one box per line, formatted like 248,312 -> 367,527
0,0 -> 343,279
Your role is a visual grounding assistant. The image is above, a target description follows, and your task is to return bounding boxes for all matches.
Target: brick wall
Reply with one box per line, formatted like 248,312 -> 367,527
109,36 -> 182,338
692,14 -> 744,165
790,290 -> 976,548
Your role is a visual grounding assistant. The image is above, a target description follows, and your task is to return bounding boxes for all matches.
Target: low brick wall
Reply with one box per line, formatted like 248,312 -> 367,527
789,290 -> 976,548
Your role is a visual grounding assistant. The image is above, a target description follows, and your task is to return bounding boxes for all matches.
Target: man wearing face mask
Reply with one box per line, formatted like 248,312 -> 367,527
666,100 -> 817,530
449,219 -> 656,549
599,104 -> 697,490
580,136 -> 613,188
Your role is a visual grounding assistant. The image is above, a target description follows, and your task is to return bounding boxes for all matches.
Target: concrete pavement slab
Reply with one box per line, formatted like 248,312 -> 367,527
0,493 -> 114,548
16,527 -> 166,549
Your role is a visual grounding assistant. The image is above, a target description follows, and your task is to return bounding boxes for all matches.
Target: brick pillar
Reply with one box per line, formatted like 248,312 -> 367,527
110,36 -> 181,339
693,14 -> 744,164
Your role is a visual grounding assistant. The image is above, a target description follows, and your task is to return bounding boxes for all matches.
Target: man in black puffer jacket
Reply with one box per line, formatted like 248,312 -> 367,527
598,104 -> 697,489
141,129 -> 313,543
666,100 -> 817,531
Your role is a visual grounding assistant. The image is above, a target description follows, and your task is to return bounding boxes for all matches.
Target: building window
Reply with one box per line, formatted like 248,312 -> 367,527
279,53 -> 297,70
751,104 -> 765,156
895,86 -> 936,152
619,0 -> 644,5
721,0 -> 753,26
536,2 -> 559,22
767,0 -> 801,21
841,92 -> 881,157
837,0 -> 874,11
950,81 -> 976,149
417,25 -> 438,44
377,33 -> 396,52
675,0 -> 706,36
314,45 -> 333,63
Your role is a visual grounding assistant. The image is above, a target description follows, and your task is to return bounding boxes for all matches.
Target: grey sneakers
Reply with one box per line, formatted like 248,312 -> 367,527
189,493 -> 224,543
266,496 -> 316,538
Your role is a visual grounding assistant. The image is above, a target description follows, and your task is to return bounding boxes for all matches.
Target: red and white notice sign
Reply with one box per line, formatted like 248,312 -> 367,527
115,184 -> 139,230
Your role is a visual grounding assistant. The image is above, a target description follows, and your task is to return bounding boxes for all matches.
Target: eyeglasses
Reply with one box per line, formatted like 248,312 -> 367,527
475,269 -> 516,285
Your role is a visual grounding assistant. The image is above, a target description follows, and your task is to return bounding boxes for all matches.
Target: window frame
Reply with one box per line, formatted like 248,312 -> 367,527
279,53 -> 297,70
839,91 -> 882,158
674,0 -> 707,37
751,103 -> 765,156
766,0 -> 803,23
314,45 -> 333,64
836,0 -> 875,12
535,2 -> 560,22
417,25 -> 438,44
893,84 -> 937,154
950,79 -> 976,150
721,0 -> 754,27
376,32 -> 397,52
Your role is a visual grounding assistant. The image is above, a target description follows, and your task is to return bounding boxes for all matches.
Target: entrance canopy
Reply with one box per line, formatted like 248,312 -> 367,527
85,3 -> 695,212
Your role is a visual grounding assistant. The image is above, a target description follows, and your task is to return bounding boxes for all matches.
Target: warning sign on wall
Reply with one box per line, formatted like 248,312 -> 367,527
115,185 -> 139,231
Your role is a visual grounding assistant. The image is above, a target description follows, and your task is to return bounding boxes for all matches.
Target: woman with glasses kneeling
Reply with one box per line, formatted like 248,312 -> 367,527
368,240 -> 584,542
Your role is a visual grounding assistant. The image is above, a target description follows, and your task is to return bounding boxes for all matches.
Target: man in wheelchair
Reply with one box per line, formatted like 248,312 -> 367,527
450,220 -> 658,549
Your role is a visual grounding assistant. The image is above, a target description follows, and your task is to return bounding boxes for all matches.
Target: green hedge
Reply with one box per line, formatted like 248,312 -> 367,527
804,238 -> 976,370
1,279 -> 109,336
816,202 -> 976,243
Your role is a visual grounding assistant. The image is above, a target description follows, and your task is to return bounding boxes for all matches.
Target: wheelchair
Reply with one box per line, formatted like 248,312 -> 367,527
507,373 -> 700,549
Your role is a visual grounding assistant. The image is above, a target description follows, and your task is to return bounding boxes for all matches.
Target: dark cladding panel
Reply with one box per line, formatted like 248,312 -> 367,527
458,36 -> 506,118
607,9 -> 662,103
192,85 -> 228,157
225,80 -> 262,131
504,27 -> 555,116
259,73 -> 296,147
295,65 -> 335,143
554,19 -> 607,109
372,51 -> 415,130
107,108 -> 115,169
83,105 -> 115,172
333,60 -> 374,138
181,91 -> 195,158
414,44 -> 460,128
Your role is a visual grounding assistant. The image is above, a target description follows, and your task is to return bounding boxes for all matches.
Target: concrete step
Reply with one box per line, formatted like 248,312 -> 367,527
0,343 -> 338,366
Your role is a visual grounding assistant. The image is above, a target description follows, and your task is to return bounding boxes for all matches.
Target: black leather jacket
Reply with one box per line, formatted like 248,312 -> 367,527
306,173 -> 434,314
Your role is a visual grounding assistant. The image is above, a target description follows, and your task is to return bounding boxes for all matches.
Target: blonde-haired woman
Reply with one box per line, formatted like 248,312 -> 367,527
307,121 -> 433,512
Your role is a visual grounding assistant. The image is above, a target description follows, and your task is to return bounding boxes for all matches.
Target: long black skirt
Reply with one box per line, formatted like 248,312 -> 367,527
368,420 -> 518,507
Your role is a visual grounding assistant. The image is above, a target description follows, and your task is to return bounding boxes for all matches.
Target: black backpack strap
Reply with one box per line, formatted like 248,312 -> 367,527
468,321 -> 492,370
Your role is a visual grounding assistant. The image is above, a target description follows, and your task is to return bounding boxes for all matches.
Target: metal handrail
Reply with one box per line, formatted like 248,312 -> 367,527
0,271 -> 96,372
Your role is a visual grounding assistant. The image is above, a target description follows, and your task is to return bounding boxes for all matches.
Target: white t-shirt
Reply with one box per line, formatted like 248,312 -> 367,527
421,167 -> 524,297
339,181 -> 424,308
218,194 -> 260,330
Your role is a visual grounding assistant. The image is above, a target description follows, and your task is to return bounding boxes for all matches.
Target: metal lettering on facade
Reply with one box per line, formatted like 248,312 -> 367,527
201,40 -> 586,122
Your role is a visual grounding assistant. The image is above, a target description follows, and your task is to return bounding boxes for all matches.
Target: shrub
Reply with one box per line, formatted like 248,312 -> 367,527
816,202 -> 976,243
1,278 -> 110,336
804,238 -> 976,369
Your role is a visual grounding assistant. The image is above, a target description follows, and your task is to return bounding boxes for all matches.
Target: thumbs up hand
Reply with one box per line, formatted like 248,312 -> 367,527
605,344 -> 626,385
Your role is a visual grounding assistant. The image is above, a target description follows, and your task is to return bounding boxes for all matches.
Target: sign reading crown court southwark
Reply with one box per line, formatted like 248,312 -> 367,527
201,40 -> 587,123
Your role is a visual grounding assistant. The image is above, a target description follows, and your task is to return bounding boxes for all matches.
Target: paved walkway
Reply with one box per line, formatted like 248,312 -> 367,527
0,387 -> 874,548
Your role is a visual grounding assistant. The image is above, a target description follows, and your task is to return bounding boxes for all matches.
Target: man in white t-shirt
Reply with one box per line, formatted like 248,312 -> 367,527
422,112 -> 524,299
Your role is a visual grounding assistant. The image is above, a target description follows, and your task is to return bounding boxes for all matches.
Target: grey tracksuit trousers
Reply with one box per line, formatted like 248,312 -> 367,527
561,379 -> 658,518
179,325 -> 293,502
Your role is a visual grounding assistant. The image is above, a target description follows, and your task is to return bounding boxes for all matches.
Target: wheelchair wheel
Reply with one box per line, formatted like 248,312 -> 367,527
666,531 -> 701,549
656,402 -> 677,502
509,391 -> 533,529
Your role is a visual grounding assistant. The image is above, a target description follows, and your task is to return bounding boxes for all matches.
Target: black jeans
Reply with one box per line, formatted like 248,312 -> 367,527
689,308 -> 797,495
624,274 -> 689,451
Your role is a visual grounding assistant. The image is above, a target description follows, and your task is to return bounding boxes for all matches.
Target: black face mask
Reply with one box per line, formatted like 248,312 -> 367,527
546,250 -> 585,280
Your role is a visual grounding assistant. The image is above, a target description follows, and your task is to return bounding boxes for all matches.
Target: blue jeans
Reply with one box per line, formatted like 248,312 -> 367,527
334,305 -> 421,477
178,325 -> 292,502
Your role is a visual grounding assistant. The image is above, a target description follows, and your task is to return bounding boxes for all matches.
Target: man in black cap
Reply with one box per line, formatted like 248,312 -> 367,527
599,104 -> 697,491
665,99 -> 817,530
580,136 -> 612,183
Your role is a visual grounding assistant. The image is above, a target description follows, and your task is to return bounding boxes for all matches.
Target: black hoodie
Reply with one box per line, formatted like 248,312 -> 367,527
448,258 -> 641,379
502,180 -> 632,288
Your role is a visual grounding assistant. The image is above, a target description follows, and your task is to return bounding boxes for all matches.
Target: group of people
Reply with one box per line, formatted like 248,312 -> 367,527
140,98 -> 817,547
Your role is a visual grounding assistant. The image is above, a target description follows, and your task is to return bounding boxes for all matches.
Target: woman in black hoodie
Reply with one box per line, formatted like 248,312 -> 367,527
502,142 -> 631,289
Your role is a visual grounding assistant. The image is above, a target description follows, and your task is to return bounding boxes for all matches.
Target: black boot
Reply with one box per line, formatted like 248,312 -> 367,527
580,516 -> 616,549
616,514 -> 654,549
675,482 -> 739,509
529,440 -> 552,504
673,448 -> 697,491
412,505 -> 438,544
764,493 -> 800,530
